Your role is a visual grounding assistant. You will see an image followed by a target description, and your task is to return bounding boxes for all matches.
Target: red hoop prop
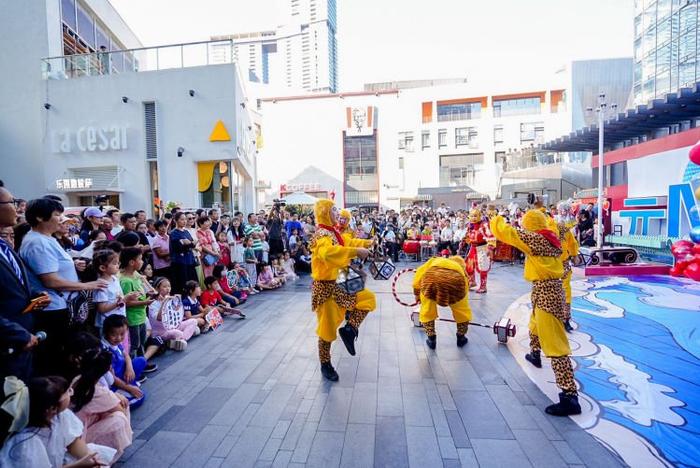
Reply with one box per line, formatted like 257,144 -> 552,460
392,268 -> 419,307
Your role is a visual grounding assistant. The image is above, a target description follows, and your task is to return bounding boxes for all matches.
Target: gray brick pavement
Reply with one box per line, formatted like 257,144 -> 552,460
117,265 -> 624,468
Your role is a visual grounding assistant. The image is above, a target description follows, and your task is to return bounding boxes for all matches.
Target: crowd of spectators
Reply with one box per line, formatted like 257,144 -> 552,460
0,182 -> 313,467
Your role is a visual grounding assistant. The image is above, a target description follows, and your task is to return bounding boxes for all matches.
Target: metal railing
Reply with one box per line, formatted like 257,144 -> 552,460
42,39 -> 235,80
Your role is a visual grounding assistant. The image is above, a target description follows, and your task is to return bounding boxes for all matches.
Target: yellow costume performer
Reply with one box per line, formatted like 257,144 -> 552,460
310,200 -> 376,381
490,210 -> 581,416
555,220 -> 579,332
412,256 -> 472,349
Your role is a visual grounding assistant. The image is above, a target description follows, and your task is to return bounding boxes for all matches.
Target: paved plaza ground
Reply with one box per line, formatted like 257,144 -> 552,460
117,264 -> 626,468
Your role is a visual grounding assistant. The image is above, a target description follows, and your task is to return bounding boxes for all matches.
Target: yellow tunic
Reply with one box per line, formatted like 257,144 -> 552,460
310,200 -> 376,342
412,257 -> 472,324
490,215 -> 570,357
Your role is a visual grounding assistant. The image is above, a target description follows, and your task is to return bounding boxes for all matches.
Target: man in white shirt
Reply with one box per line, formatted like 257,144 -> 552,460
106,209 -> 123,237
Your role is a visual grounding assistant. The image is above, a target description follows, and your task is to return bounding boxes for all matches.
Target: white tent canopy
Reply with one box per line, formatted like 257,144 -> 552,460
284,191 -> 320,205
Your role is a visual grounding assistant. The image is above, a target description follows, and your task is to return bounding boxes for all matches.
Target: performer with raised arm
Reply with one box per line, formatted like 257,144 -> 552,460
463,206 -> 494,293
490,209 -> 581,416
310,200 -> 374,381
412,255 -> 472,349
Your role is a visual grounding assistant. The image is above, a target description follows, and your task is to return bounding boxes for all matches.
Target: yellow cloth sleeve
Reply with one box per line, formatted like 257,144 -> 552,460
564,230 -> 579,257
490,216 -> 532,256
347,237 -> 373,248
315,236 -> 357,268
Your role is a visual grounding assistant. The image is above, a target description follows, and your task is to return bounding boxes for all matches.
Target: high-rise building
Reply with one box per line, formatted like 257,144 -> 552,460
632,0 -> 699,106
211,0 -> 338,93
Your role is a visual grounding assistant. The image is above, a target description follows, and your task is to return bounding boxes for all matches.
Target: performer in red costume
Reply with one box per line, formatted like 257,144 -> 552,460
463,207 -> 494,293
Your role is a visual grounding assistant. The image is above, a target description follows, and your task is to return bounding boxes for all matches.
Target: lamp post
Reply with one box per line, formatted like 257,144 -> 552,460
592,93 -> 617,257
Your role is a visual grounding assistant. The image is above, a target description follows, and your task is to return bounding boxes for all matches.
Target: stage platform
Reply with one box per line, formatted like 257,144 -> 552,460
585,263 -> 671,276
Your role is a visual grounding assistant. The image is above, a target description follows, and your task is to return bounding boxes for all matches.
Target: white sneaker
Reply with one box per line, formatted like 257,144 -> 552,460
168,339 -> 188,351
193,326 -> 201,336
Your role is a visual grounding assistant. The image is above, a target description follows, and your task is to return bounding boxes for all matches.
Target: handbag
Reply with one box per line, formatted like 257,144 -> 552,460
203,253 -> 218,266
63,290 -> 95,326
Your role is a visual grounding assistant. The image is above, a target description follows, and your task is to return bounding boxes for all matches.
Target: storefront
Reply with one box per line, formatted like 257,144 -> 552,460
41,61 -> 258,215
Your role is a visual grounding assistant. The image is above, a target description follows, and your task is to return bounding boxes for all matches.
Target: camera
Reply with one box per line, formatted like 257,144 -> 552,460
272,198 -> 286,210
95,194 -> 109,205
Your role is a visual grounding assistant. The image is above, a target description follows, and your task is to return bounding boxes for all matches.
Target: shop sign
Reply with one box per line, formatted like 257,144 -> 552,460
281,183 -> 322,193
52,125 -> 128,153
618,183 -> 699,237
56,178 -> 93,190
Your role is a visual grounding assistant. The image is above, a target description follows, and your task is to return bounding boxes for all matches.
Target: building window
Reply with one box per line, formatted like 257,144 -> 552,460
344,132 -> 379,208
495,151 -> 506,165
520,122 -> 544,145
422,131 -> 430,149
437,101 -> 481,122
398,131 -> 414,152
438,129 -> 447,148
439,153 -> 485,187
493,97 -> 541,117
493,125 -> 504,144
398,156 -> 404,170
608,161 -> 628,186
455,127 -> 478,148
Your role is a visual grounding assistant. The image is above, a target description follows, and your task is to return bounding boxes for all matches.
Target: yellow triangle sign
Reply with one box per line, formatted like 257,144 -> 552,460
209,120 -> 231,142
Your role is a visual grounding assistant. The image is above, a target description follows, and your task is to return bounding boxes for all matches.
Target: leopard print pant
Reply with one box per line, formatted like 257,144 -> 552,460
531,278 -> 566,322
312,280 -> 357,311
529,330 -> 541,352
422,320 -> 436,337
563,302 -> 571,321
348,309 -> 369,330
551,356 -> 577,395
456,322 -> 469,336
318,338 -> 332,364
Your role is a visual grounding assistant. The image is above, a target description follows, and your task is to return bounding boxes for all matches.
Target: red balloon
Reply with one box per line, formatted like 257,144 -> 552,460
676,259 -> 691,271
693,244 -> 700,255
671,240 -> 695,259
670,264 -> 686,277
690,143 -> 700,165
683,261 -> 700,281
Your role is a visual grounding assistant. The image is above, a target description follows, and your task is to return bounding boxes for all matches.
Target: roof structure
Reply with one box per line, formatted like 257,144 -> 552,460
542,82 -> 700,154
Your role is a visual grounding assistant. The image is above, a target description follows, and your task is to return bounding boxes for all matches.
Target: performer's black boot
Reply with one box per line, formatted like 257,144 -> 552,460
564,320 -> 574,333
456,334 -> 468,347
339,323 -> 358,356
525,350 -> 542,368
426,335 -> 436,350
320,362 -> 339,381
545,392 -> 582,416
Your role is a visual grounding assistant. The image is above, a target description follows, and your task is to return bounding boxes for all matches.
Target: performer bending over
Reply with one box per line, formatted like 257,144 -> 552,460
412,256 -> 472,349
310,199 -> 374,381
490,210 -> 581,416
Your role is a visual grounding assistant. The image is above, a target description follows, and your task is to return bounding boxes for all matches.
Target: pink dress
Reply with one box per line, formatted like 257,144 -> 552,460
148,299 -> 198,341
197,228 -> 219,277
76,384 -> 133,460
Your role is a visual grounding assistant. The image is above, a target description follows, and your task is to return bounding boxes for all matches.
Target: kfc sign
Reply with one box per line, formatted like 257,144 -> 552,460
345,106 -> 375,136
281,183 -> 322,193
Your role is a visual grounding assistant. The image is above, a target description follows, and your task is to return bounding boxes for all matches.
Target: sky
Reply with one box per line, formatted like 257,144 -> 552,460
110,0 -> 635,91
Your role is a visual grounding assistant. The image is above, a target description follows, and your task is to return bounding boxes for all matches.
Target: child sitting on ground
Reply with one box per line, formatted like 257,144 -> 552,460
101,315 -> 146,407
257,263 -> 282,290
282,251 -> 298,280
0,376 -> 117,467
71,347 -> 133,461
148,277 -> 200,351
182,280 -> 211,333
202,276 -> 246,318
232,262 -> 258,294
213,264 -> 247,305
272,257 -> 287,284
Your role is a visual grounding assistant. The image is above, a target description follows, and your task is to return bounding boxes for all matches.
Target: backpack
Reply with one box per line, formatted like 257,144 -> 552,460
63,290 -> 96,327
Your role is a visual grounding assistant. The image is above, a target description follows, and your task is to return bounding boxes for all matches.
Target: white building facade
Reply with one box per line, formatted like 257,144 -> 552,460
0,0 -> 258,215
257,59 -> 632,211
210,0 -> 338,93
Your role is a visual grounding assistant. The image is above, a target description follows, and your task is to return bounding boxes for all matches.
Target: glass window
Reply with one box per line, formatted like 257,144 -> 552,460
680,4 -> 697,32
493,97 -> 541,117
657,16 -> 672,45
634,13 -> 643,37
642,54 -> 656,80
438,129 -> 447,148
422,131 -> 430,149
398,131 -> 414,151
643,2 -> 657,30
642,26 -> 657,55
455,127 -> 478,147
439,154 -> 484,186
398,157 -> 404,170
634,61 -> 643,83
679,59 -> 696,86
656,69 -> 671,94
493,125 -> 504,144
634,38 -> 643,61
437,101 -> 481,121
679,30 -> 696,61
76,5 -> 95,48
61,0 -> 76,30
95,24 -> 109,51
656,43 -> 671,71
657,0 -> 672,19
495,151 -> 506,165
520,122 -> 544,145
609,161 -> 628,186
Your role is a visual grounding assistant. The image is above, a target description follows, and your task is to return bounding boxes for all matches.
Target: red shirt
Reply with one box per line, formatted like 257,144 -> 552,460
201,289 -> 222,307
218,277 -> 233,295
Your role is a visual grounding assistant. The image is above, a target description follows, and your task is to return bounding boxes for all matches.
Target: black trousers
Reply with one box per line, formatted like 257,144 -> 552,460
32,308 -> 70,377
269,238 -> 285,257
171,263 -> 197,295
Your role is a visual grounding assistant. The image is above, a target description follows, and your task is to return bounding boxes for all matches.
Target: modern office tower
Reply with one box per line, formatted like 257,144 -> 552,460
633,0 -> 699,106
211,0 -> 338,93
